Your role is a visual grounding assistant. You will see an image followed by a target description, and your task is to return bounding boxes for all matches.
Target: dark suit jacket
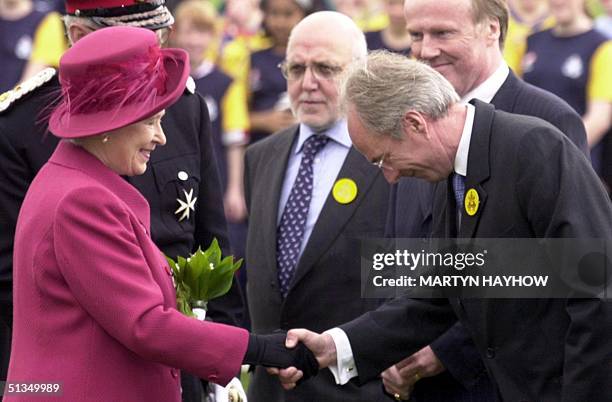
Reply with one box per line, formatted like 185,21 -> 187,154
342,100 -> 612,402
244,124 -> 390,402
384,71 -> 591,399
0,73 -> 244,395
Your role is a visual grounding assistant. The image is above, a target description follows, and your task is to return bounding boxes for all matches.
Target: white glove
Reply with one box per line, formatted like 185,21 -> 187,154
208,377 -> 247,402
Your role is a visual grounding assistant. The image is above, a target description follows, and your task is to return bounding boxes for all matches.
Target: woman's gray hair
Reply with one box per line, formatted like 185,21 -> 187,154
342,51 -> 460,138
63,15 -> 101,30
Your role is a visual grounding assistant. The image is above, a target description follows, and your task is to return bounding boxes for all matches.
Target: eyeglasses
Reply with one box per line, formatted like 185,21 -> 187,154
278,61 -> 344,81
372,153 -> 388,170
372,145 -> 394,171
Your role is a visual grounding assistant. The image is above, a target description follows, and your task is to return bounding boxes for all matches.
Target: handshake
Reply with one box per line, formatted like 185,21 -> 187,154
242,330 -> 324,386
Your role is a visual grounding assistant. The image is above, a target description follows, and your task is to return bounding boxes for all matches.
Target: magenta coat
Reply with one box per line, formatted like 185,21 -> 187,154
6,142 -> 248,401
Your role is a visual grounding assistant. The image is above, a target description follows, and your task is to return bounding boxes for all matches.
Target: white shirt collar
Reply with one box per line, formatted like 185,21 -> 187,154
461,62 -> 509,104
454,103 -> 475,176
191,61 -> 215,80
295,120 -> 351,154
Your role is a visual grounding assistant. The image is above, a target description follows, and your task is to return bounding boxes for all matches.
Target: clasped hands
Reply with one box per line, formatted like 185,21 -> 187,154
242,329 -> 337,388
248,329 -> 446,398
243,331 -> 320,384
247,329 -> 445,399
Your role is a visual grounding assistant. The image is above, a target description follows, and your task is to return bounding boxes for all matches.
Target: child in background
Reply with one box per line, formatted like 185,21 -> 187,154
248,0 -> 311,143
520,0 -> 612,192
364,0 -> 411,56
595,0 -> 612,38
503,0 -> 554,72
0,0 -> 48,91
217,0 -> 269,90
171,0 -> 250,258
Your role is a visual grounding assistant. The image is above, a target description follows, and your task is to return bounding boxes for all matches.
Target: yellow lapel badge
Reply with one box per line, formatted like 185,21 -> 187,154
464,188 -> 479,216
333,178 -> 358,204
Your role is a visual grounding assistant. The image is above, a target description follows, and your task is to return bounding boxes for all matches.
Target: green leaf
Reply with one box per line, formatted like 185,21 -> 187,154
167,238 -> 242,316
194,249 -> 214,300
206,257 -> 242,300
205,238 -> 222,266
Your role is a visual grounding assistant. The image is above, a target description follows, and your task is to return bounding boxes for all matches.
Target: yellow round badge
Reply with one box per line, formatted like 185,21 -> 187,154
333,178 -> 358,204
464,188 -> 479,216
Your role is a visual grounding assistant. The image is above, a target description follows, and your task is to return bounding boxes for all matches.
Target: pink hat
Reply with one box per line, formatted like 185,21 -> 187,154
49,26 -> 189,138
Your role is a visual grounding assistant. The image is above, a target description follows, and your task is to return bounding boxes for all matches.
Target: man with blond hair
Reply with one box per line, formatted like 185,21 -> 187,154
383,0 -> 590,399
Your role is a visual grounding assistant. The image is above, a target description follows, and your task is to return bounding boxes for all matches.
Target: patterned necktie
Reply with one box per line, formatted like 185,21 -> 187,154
277,134 -> 329,297
452,173 -> 466,229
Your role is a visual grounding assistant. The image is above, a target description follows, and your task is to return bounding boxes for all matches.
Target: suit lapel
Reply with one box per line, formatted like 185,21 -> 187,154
259,127 -> 298,276
432,180 -> 452,237
490,71 -> 519,111
459,100 -> 493,238
289,147 -> 381,288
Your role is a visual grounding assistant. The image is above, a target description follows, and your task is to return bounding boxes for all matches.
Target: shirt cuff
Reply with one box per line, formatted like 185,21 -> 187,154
324,327 -> 358,385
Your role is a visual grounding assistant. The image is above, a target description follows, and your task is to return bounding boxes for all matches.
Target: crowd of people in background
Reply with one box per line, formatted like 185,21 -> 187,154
3,0 -> 611,195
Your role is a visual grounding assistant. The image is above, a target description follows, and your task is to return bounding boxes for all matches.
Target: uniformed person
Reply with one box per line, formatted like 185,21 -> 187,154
0,1 -> 246,400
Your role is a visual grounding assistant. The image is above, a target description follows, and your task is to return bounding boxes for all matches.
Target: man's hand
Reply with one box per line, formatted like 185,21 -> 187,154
286,329 -> 337,368
381,346 -> 446,400
381,364 -> 415,401
267,328 -> 336,390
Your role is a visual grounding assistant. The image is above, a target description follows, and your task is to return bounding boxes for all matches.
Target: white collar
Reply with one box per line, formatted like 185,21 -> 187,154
191,61 -> 215,80
454,103 -> 476,176
461,62 -> 509,104
295,120 -> 352,153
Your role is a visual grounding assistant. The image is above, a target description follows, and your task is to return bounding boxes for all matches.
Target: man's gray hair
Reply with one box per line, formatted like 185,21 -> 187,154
343,51 -> 460,138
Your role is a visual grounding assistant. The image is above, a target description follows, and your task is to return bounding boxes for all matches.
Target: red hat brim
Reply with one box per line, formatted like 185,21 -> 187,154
49,48 -> 189,139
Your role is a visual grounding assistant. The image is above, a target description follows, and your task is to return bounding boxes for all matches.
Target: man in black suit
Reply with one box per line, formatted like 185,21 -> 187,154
278,52 -> 612,401
0,1 -> 244,400
244,11 -> 390,402
382,0 -> 590,400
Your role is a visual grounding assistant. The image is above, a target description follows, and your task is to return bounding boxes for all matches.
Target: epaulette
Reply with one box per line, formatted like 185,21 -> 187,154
0,68 -> 56,113
185,76 -> 195,95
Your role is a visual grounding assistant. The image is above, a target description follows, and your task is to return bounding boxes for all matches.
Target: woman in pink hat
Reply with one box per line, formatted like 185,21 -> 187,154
6,26 -> 316,402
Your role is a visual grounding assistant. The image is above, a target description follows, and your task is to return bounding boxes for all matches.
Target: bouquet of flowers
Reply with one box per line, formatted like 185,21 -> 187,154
166,238 -> 242,320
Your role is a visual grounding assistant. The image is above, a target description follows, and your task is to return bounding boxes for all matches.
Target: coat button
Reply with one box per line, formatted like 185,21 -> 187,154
486,347 -> 496,359
171,368 -> 178,378
177,171 -> 188,181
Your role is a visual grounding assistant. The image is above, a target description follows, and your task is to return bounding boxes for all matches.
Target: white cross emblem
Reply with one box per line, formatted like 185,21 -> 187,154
175,188 -> 197,222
